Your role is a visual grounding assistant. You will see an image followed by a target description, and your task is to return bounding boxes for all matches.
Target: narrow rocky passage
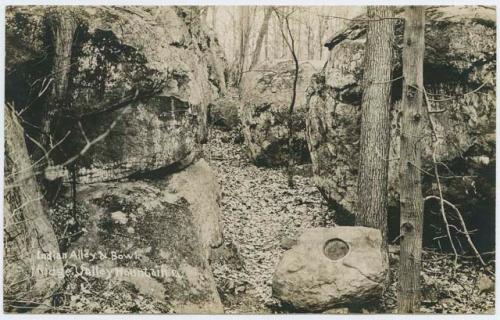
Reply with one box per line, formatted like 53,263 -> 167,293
205,129 -> 335,313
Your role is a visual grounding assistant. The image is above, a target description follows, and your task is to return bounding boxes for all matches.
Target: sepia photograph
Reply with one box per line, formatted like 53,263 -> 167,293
1,1 -> 497,315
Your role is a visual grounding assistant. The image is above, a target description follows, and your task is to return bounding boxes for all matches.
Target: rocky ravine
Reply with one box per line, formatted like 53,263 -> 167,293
205,129 -> 335,313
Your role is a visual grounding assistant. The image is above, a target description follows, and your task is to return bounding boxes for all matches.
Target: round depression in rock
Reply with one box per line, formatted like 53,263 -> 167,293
323,238 -> 350,261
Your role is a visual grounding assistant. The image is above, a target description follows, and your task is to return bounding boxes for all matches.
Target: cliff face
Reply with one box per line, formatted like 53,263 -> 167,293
306,6 -> 496,244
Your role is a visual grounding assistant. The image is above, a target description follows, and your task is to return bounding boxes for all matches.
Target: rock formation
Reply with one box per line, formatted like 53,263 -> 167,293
6,6 -> 227,183
5,6 -> 227,313
272,227 -> 388,312
67,160 -> 224,313
306,7 -> 496,227
240,60 -> 324,166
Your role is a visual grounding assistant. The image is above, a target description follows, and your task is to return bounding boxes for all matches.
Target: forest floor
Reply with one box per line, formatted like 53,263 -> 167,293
204,128 -> 335,313
206,128 -> 496,314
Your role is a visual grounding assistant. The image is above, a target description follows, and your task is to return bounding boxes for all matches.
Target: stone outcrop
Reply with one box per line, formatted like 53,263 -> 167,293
6,6 -> 227,183
240,60 -> 324,166
67,160 -> 224,313
306,6 -> 496,220
272,227 -> 388,312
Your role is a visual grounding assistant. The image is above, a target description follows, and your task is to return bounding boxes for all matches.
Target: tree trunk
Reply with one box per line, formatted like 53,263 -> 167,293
236,6 -> 252,86
274,8 -> 300,188
398,6 -> 426,313
296,16 -> 302,60
273,15 -> 281,60
232,13 -> 239,62
307,12 -> 313,60
355,6 -> 395,244
318,16 -> 325,60
288,34 -> 299,188
249,8 -> 272,71
43,9 -> 76,149
211,6 -> 217,30
4,105 -> 64,311
280,8 -> 288,59
264,26 -> 269,60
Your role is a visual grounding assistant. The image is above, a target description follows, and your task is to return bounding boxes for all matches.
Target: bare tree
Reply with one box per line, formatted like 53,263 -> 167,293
249,7 -> 272,71
318,15 -> 326,59
235,6 -> 253,86
273,8 -> 300,187
355,6 -> 395,244
273,13 -> 281,60
398,6 -> 425,313
296,12 -> 302,59
306,9 -> 314,60
264,24 -> 269,60
211,6 -> 217,30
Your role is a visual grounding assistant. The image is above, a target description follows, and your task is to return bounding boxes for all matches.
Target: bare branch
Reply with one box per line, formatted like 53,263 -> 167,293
408,82 -> 488,104
78,121 -> 90,144
425,196 -> 486,266
422,86 -> 458,266
272,7 -> 299,188
59,104 -> 132,168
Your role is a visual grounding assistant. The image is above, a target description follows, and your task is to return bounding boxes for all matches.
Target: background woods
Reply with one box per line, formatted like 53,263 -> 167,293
206,6 -> 364,85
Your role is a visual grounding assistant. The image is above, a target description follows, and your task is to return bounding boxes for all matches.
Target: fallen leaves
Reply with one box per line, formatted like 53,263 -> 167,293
206,128 -> 495,314
383,249 -> 495,314
205,129 -> 333,313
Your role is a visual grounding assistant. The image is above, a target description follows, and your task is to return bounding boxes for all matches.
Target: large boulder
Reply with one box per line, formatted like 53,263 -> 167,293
5,6 -> 226,183
306,6 -> 496,224
240,60 -> 324,166
272,227 -> 388,312
67,161 -> 224,313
